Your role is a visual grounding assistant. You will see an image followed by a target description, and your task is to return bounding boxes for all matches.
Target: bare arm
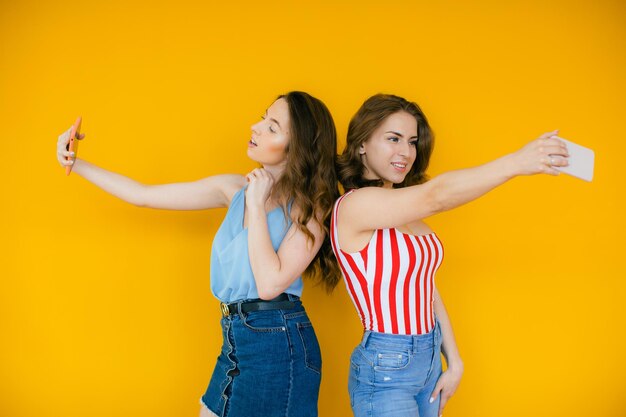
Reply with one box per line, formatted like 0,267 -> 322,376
433,287 -> 463,372
57,126 -> 246,210
245,168 -> 324,300
341,132 -> 569,232
430,286 -> 463,414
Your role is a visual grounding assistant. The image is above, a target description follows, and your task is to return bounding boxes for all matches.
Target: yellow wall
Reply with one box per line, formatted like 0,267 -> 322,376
1,1 -> 624,416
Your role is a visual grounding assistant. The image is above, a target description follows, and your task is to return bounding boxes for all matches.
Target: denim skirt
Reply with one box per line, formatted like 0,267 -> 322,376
349,319 -> 443,417
201,295 -> 322,417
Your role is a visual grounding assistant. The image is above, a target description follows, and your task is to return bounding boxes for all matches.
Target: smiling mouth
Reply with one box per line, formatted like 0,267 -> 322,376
391,162 -> 407,170
249,139 -> 258,147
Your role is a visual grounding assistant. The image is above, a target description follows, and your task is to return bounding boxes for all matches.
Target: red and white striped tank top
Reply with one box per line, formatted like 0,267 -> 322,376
330,190 -> 444,335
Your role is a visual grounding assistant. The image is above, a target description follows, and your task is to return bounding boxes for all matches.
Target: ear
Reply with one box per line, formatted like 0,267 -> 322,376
359,144 -> 366,155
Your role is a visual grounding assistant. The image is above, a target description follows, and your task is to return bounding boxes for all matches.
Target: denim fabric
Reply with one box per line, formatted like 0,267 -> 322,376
349,319 -> 443,417
201,295 -> 321,417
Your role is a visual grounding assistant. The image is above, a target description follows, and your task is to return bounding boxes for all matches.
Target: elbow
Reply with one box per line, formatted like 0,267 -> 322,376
130,185 -> 150,208
127,197 -> 148,208
256,284 -> 284,301
132,198 -> 148,208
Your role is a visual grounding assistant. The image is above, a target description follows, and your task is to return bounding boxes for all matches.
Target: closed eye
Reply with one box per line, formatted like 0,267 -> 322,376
261,115 -> 277,133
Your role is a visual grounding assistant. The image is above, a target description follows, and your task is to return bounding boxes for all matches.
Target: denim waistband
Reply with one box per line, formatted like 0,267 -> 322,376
222,293 -> 301,316
224,293 -> 300,304
360,319 -> 441,353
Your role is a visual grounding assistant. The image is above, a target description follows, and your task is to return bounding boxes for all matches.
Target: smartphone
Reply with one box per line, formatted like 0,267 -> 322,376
552,138 -> 595,182
66,116 -> 82,176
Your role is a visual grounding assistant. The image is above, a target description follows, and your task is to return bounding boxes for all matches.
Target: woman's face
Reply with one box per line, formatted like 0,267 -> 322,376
248,98 -> 290,167
360,111 -> 418,188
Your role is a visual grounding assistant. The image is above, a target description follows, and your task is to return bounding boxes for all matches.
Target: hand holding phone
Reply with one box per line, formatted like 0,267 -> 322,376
552,138 -> 595,182
65,116 -> 82,175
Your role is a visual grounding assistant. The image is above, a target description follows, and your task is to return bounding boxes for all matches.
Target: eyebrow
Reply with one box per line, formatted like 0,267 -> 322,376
264,111 -> 281,129
385,130 -> 418,139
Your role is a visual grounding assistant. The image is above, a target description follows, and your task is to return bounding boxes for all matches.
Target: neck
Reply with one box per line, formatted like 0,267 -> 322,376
262,162 -> 286,181
362,166 -> 392,189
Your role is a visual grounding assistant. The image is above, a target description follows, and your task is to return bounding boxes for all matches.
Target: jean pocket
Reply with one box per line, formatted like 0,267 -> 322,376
241,310 -> 287,333
373,348 -> 411,370
296,322 -> 322,374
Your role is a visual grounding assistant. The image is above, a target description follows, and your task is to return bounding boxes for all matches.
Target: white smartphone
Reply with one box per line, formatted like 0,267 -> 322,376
553,138 -> 594,182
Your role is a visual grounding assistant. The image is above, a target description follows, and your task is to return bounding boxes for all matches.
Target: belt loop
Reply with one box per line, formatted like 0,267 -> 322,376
236,300 -> 244,316
360,330 -> 371,348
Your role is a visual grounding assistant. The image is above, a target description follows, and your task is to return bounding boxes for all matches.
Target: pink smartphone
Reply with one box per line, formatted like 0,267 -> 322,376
66,116 -> 82,176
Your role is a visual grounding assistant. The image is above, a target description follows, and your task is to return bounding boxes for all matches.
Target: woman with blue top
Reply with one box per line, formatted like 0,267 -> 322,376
56,91 -> 341,417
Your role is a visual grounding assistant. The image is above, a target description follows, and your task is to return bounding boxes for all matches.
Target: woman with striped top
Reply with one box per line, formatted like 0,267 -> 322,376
332,94 -> 569,417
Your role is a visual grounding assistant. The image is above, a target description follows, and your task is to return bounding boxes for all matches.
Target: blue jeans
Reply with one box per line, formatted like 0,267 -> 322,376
201,295 -> 321,417
349,319 -> 443,417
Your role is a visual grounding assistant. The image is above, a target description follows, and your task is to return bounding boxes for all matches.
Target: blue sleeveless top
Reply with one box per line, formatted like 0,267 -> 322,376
210,187 -> 304,302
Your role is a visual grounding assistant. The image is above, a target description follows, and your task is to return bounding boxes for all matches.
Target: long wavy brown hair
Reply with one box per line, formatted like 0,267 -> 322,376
271,91 -> 341,292
338,94 -> 435,190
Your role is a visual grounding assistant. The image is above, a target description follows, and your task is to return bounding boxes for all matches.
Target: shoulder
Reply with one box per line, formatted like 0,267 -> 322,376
215,174 -> 247,204
340,185 -> 426,211
192,174 -> 246,206
336,187 -> 392,233
338,187 -> 384,210
214,173 -> 247,187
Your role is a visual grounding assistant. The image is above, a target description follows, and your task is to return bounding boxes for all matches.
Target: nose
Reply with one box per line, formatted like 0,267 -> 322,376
398,140 -> 411,157
251,121 -> 261,134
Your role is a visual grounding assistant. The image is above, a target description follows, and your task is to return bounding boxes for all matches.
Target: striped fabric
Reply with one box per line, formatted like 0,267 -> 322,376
330,190 -> 444,335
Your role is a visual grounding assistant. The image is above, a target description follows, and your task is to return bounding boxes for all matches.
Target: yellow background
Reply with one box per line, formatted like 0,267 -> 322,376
1,1 -> 625,416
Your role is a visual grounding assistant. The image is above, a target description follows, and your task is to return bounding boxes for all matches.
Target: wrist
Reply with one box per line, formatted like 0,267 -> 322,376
247,202 -> 266,215
497,153 -> 522,179
71,158 -> 83,174
446,358 -> 464,373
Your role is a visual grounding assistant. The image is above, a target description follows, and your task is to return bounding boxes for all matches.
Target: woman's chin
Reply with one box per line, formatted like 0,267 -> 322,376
386,173 -> 408,184
246,148 -> 259,162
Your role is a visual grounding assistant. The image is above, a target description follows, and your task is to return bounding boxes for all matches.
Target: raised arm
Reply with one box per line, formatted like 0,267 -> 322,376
57,125 -> 246,210
244,168 -> 325,300
340,131 -> 569,232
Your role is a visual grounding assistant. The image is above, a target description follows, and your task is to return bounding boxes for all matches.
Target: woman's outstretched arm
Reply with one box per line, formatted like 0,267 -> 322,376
57,125 -> 246,210
340,131 -> 569,232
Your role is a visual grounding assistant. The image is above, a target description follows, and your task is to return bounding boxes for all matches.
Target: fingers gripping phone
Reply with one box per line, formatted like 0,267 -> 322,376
66,116 -> 82,176
553,138 -> 595,182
